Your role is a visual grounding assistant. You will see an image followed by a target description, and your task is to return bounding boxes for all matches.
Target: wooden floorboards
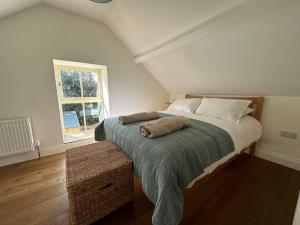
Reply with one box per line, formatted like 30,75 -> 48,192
0,153 -> 299,225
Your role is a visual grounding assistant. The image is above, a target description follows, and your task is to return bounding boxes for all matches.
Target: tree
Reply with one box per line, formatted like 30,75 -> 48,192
60,70 -> 100,127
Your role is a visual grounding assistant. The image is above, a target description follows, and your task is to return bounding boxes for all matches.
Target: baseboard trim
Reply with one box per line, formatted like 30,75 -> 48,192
0,139 -> 95,167
256,144 -> 300,171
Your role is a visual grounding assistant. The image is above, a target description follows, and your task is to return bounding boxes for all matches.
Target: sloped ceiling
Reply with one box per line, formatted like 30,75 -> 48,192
0,0 -> 41,19
41,0 -> 246,55
1,0 -> 299,96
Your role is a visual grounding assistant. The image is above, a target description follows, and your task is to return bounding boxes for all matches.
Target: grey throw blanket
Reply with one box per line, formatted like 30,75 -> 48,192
95,113 -> 235,225
140,116 -> 189,138
119,111 -> 159,125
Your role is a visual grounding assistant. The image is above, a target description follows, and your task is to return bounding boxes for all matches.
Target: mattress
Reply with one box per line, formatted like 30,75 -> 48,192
161,110 -> 263,188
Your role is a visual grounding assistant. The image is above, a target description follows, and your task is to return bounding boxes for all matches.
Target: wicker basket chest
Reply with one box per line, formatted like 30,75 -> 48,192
66,141 -> 133,225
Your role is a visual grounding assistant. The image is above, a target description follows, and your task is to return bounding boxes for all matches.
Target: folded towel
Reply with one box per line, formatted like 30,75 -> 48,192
139,116 -> 190,138
119,112 -> 160,125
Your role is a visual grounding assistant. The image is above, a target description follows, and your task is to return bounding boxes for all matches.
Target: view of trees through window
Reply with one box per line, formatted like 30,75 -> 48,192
56,67 -> 105,142
61,70 -> 99,98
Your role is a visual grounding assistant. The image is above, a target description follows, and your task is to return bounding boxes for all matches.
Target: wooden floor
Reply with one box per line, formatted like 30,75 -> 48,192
0,153 -> 299,225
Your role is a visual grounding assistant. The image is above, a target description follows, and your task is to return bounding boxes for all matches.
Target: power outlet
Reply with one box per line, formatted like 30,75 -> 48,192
280,130 -> 298,140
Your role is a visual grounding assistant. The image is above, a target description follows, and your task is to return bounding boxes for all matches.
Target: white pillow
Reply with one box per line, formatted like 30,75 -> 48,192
243,107 -> 255,116
195,98 -> 251,123
167,98 -> 202,113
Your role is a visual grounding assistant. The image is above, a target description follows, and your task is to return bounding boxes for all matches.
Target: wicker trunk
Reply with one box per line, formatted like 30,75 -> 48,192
66,141 -> 133,225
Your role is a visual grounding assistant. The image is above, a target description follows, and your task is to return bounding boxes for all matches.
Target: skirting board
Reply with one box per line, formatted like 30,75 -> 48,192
256,143 -> 300,171
0,139 -> 95,167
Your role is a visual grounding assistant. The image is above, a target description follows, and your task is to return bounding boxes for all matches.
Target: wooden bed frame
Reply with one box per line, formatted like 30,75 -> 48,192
185,94 -> 264,155
181,94 -> 264,191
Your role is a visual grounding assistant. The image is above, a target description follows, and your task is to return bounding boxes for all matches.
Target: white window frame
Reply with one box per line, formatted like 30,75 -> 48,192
53,59 -> 109,143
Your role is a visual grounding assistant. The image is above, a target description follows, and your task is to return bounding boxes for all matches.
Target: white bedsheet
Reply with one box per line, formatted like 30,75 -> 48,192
161,110 -> 263,188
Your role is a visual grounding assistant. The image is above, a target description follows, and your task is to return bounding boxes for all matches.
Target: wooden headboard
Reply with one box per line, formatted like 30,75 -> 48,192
185,94 -> 264,121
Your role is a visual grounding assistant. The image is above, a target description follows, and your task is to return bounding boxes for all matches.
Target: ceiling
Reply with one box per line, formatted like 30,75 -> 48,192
1,0 -> 299,96
0,0 -> 41,19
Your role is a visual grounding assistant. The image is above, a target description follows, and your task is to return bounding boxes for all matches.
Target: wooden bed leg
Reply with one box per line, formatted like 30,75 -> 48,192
249,142 -> 256,156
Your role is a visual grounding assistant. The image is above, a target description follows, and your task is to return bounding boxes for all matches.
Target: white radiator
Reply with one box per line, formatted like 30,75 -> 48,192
0,118 -> 34,158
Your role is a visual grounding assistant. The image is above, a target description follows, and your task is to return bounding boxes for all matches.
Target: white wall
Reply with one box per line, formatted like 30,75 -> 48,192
257,97 -> 300,170
0,4 -> 169,164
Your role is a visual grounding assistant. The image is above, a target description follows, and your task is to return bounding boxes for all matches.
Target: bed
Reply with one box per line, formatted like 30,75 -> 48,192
94,95 -> 264,225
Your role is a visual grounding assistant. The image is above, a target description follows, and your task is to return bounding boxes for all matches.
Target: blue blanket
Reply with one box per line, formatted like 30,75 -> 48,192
94,113 -> 234,225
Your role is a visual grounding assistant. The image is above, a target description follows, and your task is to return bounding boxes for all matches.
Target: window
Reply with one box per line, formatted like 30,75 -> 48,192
53,60 -> 108,143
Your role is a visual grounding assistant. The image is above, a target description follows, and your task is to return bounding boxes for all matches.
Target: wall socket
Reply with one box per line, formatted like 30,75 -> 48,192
280,130 -> 298,140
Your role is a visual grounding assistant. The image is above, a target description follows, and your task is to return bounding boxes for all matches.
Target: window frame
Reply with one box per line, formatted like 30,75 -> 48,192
53,60 -> 107,143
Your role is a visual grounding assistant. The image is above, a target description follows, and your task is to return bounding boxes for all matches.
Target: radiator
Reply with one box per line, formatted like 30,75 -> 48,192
0,118 -> 34,158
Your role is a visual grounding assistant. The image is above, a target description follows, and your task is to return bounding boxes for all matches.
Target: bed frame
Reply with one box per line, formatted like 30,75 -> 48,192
185,94 -> 264,155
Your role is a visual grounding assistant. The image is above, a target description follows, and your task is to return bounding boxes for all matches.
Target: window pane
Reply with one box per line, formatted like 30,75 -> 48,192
62,104 -> 84,133
84,102 -> 104,130
60,70 -> 81,98
82,72 -> 100,97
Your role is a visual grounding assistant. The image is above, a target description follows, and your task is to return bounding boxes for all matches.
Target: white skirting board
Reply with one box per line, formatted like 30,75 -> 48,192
256,143 -> 300,171
0,139 -> 95,167
293,192 -> 300,225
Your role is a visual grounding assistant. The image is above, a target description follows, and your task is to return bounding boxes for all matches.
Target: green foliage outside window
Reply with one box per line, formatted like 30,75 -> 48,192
61,70 -> 99,98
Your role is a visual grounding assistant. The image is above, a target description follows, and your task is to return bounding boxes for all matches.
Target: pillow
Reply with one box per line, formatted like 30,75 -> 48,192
243,107 -> 255,116
167,98 -> 202,113
195,98 -> 251,123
